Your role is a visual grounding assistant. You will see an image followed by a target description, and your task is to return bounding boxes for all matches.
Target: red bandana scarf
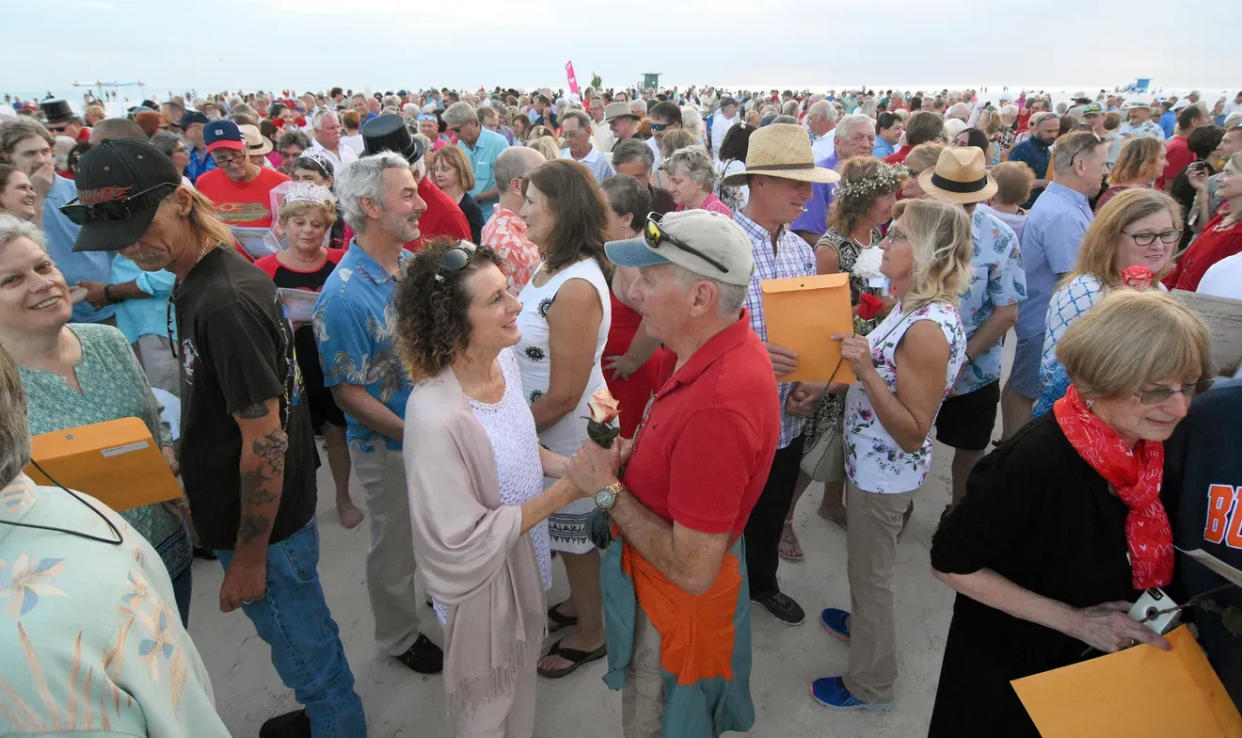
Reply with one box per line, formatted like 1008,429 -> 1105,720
1054,383 -> 1173,589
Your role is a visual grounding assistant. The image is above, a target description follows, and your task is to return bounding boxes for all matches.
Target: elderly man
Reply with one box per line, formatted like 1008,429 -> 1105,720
528,94 -> 557,127
70,139 -> 365,735
559,109 -> 614,184
1007,112 -> 1060,206
605,101 -> 642,146
919,148 -> 1026,508
791,113 -> 876,243
806,100 -> 838,161
613,138 -> 676,217
721,123 -> 839,626
1003,131 -> 1108,439
646,101 -> 683,162
443,101 -> 508,221
176,110 -> 214,183
194,120 -> 290,228
308,109 -> 358,172
482,146 -> 545,292
1119,100 -> 1164,141
568,209 -> 778,737
0,117 -> 113,323
589,96 -> 615,153
313,152 -> 444,676
710,97 -> 740,159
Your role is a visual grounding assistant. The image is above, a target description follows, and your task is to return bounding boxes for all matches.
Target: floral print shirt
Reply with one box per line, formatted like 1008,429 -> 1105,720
953,209 -> 1027,396
481,207 -> 541,294
844,301 -> 966,494
313,240 -> 413,451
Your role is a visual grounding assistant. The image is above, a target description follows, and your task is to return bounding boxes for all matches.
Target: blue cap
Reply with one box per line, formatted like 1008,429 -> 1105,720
203,120 -> 244,153
177,110 -> 210,128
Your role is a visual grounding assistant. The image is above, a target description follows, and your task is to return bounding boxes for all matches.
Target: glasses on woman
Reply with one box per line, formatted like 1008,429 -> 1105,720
1123,228 -> 1182,247
644,213 -> 728,273
1135,380 -> 1213,405
59,182 -> 177,225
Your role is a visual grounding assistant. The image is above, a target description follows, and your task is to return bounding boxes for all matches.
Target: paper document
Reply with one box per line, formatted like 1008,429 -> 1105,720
279,288 -> 319,323
1172,290 -> 1242,374
231,226 -> 282,259
760,273 -> 856,384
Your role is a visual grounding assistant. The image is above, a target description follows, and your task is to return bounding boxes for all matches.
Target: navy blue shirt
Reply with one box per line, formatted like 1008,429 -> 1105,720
1007,138 -> 1052,208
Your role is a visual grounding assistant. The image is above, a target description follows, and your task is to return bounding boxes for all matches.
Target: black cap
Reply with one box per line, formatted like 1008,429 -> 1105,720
361,114 -> 424,164
68,139 -> 181,252
176,110 -> 210,128
40,99 -> 75,124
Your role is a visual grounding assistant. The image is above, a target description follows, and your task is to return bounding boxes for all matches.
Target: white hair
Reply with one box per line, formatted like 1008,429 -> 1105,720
808,100 -> 837,122
335,151 -> 413,232
669,264 -> 747,316
836,113 -> 873,137
311,108 -> 338,132
0,213 -> 47,251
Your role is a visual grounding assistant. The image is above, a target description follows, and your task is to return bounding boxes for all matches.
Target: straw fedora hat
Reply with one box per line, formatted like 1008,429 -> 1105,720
721,123 -> 841,186
604,101 -> 639,123
918,146 -> 997,204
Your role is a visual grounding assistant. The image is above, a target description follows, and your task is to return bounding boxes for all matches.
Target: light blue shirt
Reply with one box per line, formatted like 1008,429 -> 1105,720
459,128 -> 509,221
872,138 -> 896,159
110,256 -> 176,343
1015,182 -> 1093,340
312,241 -> 413,451
954,209 -> 1026,395
44,176 -> 116,323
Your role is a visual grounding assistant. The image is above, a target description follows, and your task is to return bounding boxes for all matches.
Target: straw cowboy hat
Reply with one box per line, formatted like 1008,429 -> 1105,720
604,101 -> 640,123
918,146 -> 997,204
721,123 -> 841,186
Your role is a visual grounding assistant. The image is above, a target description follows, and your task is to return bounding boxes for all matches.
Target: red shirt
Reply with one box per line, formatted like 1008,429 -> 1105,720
195,167 -> 291,227
1158,136 -> 1194,191
1162,214 -> 1242,291
885,148 -> 911,165
620,310 -> 780,538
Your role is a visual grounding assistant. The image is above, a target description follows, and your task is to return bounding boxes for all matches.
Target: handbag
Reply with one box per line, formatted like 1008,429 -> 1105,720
799,422 -> 845,482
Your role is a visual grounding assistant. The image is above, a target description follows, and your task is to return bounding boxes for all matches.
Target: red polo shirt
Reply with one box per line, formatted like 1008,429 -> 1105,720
620,309 -> 780,539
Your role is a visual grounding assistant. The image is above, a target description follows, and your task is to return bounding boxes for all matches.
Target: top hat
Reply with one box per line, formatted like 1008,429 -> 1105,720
40,99 -> 76,124
362,114 -> 425,164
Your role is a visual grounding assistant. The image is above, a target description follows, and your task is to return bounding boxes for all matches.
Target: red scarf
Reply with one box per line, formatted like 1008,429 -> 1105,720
1053,384 -> 1173,589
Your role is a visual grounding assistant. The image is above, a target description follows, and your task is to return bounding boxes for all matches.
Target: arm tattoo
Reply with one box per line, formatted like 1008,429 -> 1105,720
238,402 -> 270,420
252,429 -> 289,469
237,513 -> 270,544
235,429 -> 288,545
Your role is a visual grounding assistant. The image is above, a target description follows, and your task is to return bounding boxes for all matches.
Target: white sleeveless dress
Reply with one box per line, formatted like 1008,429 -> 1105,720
515,257 -> 613,554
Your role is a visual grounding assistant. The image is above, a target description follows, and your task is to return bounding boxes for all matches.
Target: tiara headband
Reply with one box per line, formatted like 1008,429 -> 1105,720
282,182 -> 336,207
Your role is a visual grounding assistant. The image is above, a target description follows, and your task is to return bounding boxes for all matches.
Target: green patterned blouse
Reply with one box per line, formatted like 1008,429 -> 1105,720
19,323 -> 191,580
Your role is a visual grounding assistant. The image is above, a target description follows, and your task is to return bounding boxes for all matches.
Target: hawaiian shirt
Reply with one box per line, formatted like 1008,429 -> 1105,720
1118,120 -> 1165,141
481,207 -> 541,294
736,209 -> 816,449
313,240 -> 413,451
952,209 -> 1027,396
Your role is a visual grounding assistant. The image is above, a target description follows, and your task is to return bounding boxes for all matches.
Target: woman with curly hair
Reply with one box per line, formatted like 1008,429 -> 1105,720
514,158 -> 613,677
396,239 -> 578,737
1096,136 -> 1165,211
780,157 -> 906,558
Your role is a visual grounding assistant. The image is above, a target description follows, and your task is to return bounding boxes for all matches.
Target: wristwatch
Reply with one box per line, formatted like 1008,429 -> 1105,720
593,481 -> 625,512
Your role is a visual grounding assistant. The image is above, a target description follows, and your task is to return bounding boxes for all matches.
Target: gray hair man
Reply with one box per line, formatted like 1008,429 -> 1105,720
309,109 -> 357,171
806,100 -> 838,161
482,146 -> 546,292
790,114 -> 875,243
313,152 -> 444,675
612,138 -> 675,216
442,101 -> 509,220
567,209 -> 777,738
559,110 -> 614,183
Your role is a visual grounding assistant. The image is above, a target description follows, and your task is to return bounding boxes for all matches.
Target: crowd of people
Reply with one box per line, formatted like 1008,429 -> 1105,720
1,81 -> 1240,737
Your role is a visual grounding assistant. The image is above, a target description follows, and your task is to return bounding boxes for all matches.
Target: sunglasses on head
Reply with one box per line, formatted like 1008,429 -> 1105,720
644,213 -> 728,274
433,243 -> 474,283
59,181 -> 177,226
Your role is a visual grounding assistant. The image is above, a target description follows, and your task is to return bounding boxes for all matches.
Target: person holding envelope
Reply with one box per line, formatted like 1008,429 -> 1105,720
929,290 -> 1211,736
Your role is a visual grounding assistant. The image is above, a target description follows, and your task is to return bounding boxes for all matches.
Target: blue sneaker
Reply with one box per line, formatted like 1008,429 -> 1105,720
820,608 -> 850,641
810,676 -> 893,711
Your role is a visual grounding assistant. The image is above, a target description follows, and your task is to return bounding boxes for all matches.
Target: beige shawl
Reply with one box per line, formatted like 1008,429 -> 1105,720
403,365 -> 547,720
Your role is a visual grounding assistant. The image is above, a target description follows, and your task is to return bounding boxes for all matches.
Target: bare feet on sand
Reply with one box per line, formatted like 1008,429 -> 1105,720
337,499 -> 364,529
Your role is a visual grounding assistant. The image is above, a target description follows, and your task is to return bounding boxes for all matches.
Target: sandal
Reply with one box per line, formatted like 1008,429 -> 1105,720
547,601 -> 578,633
536,638 -> 607,679
778,520 -> 803,562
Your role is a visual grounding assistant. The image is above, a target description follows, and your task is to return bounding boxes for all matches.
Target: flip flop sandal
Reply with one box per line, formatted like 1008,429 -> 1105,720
547,602 -> 579,633
778,521 -> 804,562
537,638 -> 607,679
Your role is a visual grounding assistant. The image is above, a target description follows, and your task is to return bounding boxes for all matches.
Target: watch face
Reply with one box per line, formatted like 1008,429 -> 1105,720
595,487 -> 616,509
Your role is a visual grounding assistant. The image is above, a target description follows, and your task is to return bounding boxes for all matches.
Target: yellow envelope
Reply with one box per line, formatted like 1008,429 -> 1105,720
760,273 -> 856,384
1011,625 -> 1242,737
25,417 -> 182,512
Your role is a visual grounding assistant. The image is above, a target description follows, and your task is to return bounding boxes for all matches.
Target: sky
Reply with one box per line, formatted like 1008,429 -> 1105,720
4,0 -> 1241,99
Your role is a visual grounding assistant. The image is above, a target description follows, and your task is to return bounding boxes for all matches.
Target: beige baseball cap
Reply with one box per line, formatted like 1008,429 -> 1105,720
604,209 -> 754,286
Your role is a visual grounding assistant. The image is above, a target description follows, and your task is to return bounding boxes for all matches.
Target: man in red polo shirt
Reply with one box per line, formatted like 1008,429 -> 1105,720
567,209 -> 780,737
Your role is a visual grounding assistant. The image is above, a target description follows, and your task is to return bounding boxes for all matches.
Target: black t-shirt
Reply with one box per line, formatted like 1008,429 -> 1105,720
173,247 -> 317,550
459,193 -> 484,244
1162,380 -> 1242,710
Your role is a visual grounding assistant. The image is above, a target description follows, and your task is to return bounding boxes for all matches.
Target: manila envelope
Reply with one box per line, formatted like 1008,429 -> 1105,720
1011,625 -> 1242,737
760,273 -> 856,384
25,417 -> 182,512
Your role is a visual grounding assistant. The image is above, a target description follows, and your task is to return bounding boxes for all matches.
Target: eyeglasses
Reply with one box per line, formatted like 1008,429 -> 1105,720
213,152 -> 245,167
59,181 -> 177,225
1123,228 -> 1182,246
433,243 -> 473,283
1135,380 -> 1213,405
644,213 -> 728,274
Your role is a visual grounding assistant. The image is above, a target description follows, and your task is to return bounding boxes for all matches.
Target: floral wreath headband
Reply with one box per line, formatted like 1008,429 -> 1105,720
833,162 -> 908,202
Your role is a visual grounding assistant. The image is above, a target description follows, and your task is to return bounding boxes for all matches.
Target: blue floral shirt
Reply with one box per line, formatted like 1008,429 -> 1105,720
953,209 -> 1027,395
313,241 -> 413,451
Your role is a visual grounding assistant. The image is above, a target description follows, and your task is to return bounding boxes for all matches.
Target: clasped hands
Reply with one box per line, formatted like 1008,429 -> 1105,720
566,436 -> 633,497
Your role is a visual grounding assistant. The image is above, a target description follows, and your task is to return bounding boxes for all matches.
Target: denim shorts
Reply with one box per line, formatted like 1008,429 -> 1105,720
1007,333 -> 1045,400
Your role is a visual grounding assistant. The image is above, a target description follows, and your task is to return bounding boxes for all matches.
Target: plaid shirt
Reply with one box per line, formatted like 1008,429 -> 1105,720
735,210 -> 816,448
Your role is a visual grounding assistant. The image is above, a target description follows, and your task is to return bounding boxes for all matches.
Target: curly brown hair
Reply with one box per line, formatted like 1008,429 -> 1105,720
827,157 -> 905,235
394,238 -> 503,381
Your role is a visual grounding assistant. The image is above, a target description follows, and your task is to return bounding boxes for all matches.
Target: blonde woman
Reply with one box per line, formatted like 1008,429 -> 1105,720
801,198 -> 972,711
1034,188 -> 1181,416
431,145 -> 485,242
527,135 -> 561,162
1097,137 -> 1166,211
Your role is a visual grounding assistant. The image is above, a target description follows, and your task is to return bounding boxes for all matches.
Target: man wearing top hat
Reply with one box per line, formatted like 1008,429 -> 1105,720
68,138 -> 365,737
312,127 -> 445,675
40,99 -> 90,143
721,123 -> 840,626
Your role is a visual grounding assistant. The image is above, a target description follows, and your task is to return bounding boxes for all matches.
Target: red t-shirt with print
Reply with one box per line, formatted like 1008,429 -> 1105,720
195,167 -> 291,228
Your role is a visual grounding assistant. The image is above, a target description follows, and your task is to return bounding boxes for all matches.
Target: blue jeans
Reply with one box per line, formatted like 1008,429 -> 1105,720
217,520 -> 366,737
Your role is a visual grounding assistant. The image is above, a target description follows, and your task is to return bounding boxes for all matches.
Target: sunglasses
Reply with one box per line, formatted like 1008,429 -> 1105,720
59,182 -> 177,226
1123,228 -> 1182,246
1135,379 -> 1213,405
433,243 -> 474,283
644,213 -> 728,274
649,122 -> 671,132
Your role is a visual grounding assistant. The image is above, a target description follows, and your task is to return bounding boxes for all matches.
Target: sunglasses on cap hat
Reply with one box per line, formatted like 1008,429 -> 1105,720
644,212 -> 728,274
59,181 -> 177,226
